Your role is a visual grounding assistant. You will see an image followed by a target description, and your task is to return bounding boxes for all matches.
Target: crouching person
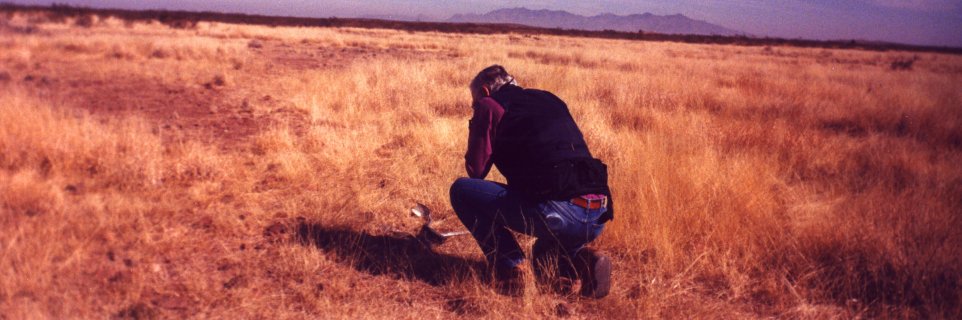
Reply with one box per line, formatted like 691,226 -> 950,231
449,65 -> 614,298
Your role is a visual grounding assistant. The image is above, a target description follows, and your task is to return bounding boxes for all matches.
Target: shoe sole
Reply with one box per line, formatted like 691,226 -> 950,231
584,255 -> 611,298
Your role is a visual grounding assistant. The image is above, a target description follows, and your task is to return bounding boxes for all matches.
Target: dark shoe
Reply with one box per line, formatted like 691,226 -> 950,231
532,239 -> 575,295
493,264 -> 525,297
575,248 -> 612,298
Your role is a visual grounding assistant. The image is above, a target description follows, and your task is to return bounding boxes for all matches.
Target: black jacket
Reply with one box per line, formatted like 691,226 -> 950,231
491,85 -> 614,222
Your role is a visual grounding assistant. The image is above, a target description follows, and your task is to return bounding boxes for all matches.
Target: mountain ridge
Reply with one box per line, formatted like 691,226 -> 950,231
448,7 -> 744,36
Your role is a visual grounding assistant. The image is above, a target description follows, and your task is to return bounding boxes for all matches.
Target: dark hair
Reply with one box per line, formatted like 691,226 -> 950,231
470,65 -> 515,96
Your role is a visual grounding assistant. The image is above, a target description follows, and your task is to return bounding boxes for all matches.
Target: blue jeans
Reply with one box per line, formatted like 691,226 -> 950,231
449,178 -> 606,269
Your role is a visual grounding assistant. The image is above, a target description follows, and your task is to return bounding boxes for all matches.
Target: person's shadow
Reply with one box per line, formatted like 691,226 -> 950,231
294,219 -> 486,286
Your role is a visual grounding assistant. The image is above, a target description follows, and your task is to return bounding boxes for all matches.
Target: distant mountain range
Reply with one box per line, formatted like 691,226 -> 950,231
448,7 -> 744,36
359,14 -> 437,22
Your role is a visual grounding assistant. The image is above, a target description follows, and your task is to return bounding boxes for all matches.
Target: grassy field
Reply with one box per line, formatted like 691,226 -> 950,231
1,11 -> 960,319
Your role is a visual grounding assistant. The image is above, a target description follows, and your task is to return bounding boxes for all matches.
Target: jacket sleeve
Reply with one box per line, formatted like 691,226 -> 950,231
464,98 -> 504,179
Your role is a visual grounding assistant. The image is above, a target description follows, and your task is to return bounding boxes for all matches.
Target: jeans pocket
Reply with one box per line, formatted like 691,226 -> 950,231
545,201 -> 607,244
538,201 -> 568,232
588,206 -> 607,225
540,200 -> 596,229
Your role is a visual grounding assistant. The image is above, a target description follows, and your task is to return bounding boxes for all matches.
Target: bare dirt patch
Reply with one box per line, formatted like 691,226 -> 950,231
8,34 -> 441,150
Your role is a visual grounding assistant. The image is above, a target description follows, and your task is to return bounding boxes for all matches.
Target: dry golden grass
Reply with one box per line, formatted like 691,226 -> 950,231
1,11 -> 961,319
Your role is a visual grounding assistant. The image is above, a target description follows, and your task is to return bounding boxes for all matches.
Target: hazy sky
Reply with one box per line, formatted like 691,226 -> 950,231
10,0 -> 962,47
